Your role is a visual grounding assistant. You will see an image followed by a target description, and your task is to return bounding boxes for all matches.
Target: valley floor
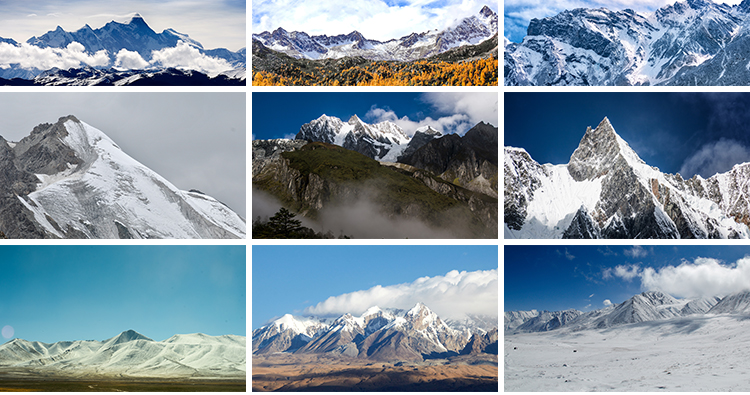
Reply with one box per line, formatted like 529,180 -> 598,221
253,354 -> 498,391
0,369 -> 245,391
505,314 -> 750,391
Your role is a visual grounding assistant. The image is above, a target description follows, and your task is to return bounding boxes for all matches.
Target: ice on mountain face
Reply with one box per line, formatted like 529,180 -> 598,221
505,0 -> 750,86
505,117 -> 750,239
10,117 -> 245,239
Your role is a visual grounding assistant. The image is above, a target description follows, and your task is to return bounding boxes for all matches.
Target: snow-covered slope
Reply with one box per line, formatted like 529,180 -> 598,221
252,302 -> 497,361
505,117 -> 750,239
505,0 -> 750,86
253,6 -> 497,61
0,330 -> 245,379
295,114 -> 438,161
3,115 -> 245,239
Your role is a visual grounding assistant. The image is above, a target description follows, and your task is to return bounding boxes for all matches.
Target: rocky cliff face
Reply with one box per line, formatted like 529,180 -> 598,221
505,0 -> 750,86
400,122 -> 498,198
0,115 -> 245,239
253,139 -> 497,238
505,117 -> 750,238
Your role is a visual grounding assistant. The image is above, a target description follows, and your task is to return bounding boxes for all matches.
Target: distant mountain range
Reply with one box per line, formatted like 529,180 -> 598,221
252,303 -> 498,361
506,290 -> 750,333
0,115 -> 245,239
0,13 -> 245,85
254,6 -> 497,62
253,118 -> 497,238
505,0 -> 750,85
0,330 -> 245,378
505,117 -> 750,238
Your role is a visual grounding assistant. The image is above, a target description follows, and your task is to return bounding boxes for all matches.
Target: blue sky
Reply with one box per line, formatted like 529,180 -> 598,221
504,0 -> 742,43
0,1 -> 245,50
252,246 -> 498,329
505,245 -> 750,312
253,0 -> 496,41
505,92 -> 750,179
0,246 -> 245,344
252,92 -> 497,140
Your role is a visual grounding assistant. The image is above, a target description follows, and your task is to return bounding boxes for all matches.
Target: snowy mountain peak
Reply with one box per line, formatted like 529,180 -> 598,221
104,329 -> 153,345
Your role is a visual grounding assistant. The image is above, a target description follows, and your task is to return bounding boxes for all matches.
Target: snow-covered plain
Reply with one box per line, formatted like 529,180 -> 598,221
505,314 -> 750,391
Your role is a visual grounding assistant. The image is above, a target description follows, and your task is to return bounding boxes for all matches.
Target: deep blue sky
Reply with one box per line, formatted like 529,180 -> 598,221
0,246 -> 245,344
252,245 -> 498,329
505,92 -> 750,179
505,245 -> 750,312
252,92 -> 497,140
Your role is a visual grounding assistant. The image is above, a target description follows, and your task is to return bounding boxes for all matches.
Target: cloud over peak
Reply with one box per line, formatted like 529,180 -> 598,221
303,269 -> 498,320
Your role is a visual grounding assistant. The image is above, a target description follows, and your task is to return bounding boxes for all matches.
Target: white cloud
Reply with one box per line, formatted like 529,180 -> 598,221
365,106 -> 470,137
252,0 -> 495,41
604,264 -> 641,281
421,92 -> 498,128
624,245 -> 649,259
679,138 -> 750,178
303,269 -> 498,320
364,92 -> 497,137
640,257 -> 750,298
149,41 -> 233,75
603,299 -> 612,306
114,49 -> 149,70
0,42 -> 109,70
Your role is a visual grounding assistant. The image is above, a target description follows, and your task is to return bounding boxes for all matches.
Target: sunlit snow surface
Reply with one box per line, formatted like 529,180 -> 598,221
19,120 -> 245,239
505,314 -> 750,391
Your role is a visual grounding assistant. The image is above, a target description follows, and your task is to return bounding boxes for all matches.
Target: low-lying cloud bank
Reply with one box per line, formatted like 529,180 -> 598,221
0,40 -> 234,75
304,268 -> 498,320
606,257 -> 750,299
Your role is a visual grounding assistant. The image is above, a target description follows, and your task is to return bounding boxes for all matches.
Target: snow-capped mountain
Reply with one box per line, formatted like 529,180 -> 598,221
253,6 -> 497,61
0,115 -> 245,239
252,303 -> 497,361
0,14 -> 245,81
505,117 -> 750,238
0,330 -> 245,378
295,114 -> 436,161
505,290 -> 730,333
505,0 -> 750,85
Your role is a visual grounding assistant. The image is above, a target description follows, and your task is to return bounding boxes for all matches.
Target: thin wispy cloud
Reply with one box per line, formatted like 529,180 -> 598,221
680,138 -> 750,178
253,0 -> 495,41
303,269 -> 498,320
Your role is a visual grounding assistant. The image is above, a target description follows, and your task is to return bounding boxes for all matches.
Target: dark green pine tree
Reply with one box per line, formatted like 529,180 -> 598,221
267,207 -> 303,238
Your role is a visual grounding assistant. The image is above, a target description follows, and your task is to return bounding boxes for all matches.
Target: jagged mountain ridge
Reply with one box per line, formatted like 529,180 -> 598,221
0,115 -> 245,239
505,117 -> 750,239
505,0 -> 750,86
505,290 -> 750,334
252,303 -> 498,361
0,14 -> 245,81
0,330 -> 245,378
253,6 -> 497,61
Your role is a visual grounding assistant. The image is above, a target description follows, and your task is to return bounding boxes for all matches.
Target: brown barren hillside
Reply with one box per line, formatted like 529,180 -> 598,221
252,354 -> 498,391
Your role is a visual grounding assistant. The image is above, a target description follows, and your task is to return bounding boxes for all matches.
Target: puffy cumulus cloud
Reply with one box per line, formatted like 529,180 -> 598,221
150,41 -> 233,75
303,269 -> 498,320
603,299 -> 613,306
252,0 -> 495,41
679,138 -> 750,178
0,42 -> 110,70
624,245 -> 649,259
114,49 -> 149,70
420,92 -> 498,128
365,106 -> 470,137
640,257 -> 750,298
